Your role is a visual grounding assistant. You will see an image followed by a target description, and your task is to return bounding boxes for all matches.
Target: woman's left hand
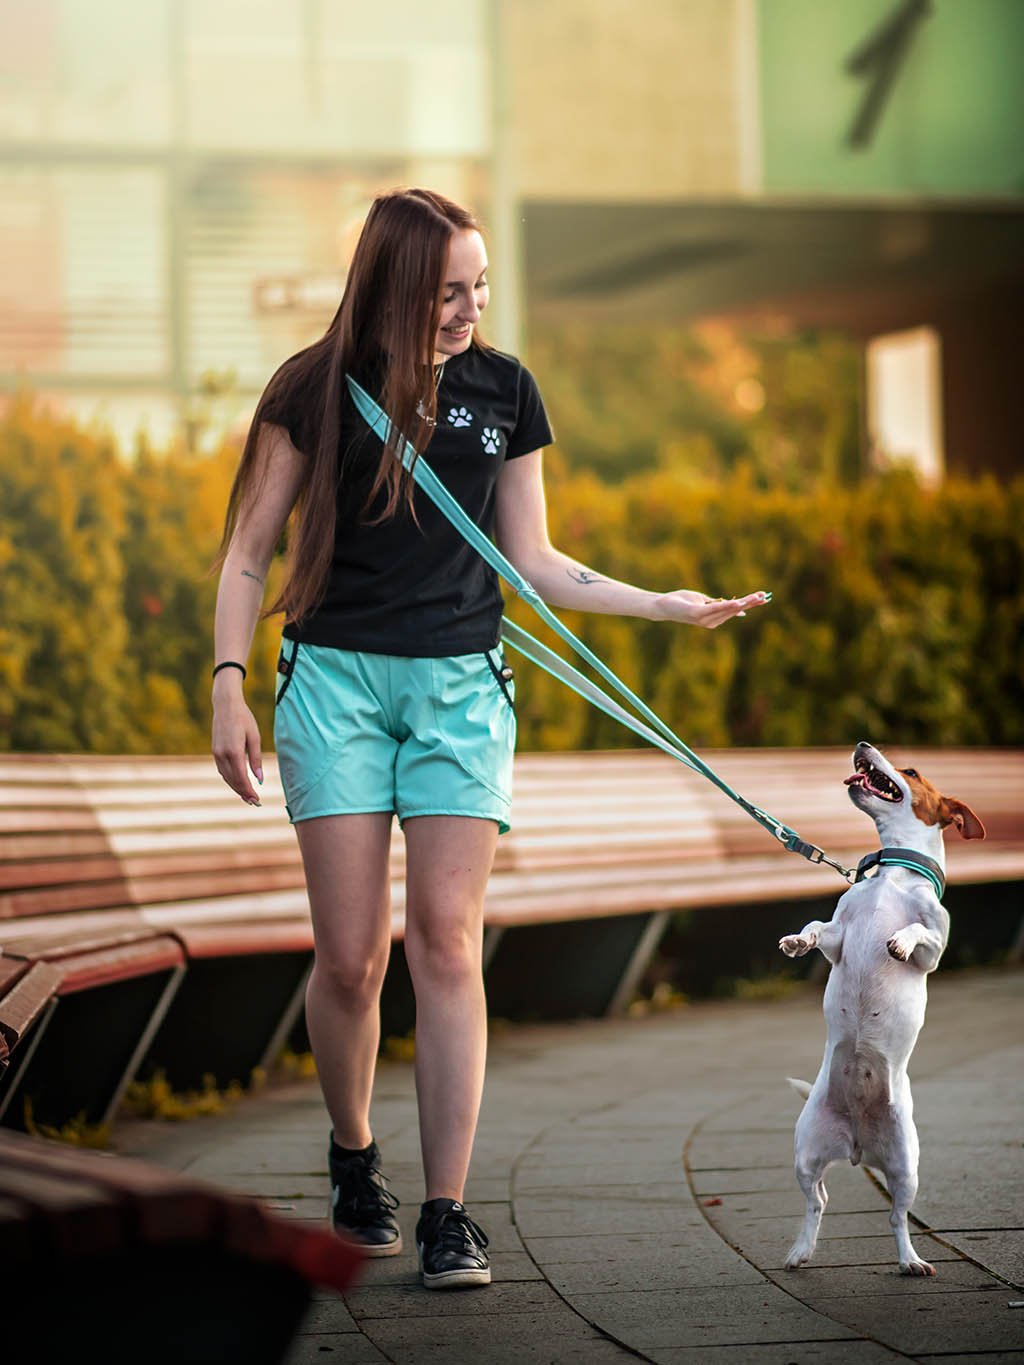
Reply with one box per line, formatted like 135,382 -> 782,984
651,589 -> 771,629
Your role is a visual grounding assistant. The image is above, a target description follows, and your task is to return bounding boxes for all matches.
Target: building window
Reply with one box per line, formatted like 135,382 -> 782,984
866,326 -> 943,484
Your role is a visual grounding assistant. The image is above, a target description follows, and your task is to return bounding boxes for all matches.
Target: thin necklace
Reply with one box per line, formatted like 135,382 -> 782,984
419,358 -> 447,425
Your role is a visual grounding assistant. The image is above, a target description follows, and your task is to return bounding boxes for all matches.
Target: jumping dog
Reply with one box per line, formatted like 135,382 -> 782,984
779,741 -> 985,1275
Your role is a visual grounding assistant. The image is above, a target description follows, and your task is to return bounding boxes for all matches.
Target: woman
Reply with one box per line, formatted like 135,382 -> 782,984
212,187 -> 767,1290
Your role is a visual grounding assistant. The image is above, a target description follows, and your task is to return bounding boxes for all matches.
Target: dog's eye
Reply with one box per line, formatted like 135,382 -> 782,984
903,768 -> 918,779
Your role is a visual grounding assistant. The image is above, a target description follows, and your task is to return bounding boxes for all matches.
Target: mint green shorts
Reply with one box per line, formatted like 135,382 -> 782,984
272,640 -> 516,833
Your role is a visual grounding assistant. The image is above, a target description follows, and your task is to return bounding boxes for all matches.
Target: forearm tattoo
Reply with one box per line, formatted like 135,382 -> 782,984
240,568 -> 264,586
567,566 -> 606,586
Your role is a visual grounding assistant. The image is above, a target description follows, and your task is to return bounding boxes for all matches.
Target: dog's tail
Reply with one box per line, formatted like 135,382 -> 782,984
786,1077 -> 812,1102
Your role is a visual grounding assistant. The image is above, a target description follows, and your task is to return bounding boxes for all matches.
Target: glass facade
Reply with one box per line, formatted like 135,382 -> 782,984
0,0 -> 490,449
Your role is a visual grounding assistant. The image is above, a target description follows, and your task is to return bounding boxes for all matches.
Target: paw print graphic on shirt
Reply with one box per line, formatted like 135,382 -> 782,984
481,427 -> 502,455
448,406 -> 473,428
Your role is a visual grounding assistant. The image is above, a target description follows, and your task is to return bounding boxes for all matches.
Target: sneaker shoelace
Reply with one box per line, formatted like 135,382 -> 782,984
428,1205 -> 489,1256
333,1155 -> 399,1227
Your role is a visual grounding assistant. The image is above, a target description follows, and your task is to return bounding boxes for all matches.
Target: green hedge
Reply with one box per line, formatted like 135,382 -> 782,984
508,463 -> 1024,750
2,395 -> 1020,753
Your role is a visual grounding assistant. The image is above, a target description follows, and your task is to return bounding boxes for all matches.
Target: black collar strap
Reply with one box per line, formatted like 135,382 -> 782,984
855,848 -> 946,899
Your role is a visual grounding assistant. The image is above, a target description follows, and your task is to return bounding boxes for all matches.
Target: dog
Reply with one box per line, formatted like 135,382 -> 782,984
778,740 -> 985,1275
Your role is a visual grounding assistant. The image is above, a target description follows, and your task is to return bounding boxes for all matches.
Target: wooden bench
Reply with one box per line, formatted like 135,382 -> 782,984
2,748 -> 1021,1133
0,1127 -> 360,1361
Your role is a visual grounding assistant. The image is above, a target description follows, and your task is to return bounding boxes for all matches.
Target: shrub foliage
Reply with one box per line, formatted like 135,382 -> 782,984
2,393 -> 1020,754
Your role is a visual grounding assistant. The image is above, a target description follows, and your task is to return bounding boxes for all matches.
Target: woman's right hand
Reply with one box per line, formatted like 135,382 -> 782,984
212,677 -> 264,806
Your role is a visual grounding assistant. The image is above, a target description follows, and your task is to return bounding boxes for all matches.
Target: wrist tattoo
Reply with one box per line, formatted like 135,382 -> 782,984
240,568 -> 264,586
567,567 -> 605,586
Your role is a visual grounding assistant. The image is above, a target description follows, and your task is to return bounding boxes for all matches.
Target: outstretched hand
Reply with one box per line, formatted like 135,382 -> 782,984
651,589 -> 771,629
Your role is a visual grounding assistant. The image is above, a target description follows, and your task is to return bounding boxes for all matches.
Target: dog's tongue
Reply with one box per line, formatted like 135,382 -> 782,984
844,773 -> 865,787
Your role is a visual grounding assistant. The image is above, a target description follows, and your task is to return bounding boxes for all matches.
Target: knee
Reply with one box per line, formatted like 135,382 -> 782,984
405,913 -> 482,986
311,948 -> 388,1010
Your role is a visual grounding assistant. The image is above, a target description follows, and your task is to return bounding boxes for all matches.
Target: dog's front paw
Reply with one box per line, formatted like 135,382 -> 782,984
887,929 -> 916,961
780,933 -> 816,958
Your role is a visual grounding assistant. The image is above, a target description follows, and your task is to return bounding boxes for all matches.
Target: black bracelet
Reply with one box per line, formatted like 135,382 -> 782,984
212,661 -> 247,680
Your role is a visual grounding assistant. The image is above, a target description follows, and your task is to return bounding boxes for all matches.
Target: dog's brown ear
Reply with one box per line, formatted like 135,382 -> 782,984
941,797 -> 986,840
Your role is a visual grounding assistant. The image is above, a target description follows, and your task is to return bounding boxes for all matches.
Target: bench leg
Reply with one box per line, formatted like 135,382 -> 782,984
484,911 -> 671,1021
101,963 -> 187,1129
259,958 -> 313,1073
0,998 -> 58,1125
606,910 -> 671,1017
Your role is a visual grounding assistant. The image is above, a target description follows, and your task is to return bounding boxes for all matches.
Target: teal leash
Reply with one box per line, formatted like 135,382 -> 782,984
346,374 -> 857,884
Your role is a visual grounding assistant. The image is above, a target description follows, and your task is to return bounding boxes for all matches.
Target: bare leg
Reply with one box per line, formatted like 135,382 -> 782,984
402,815 -> 499,1203
295,812 -> 394,1149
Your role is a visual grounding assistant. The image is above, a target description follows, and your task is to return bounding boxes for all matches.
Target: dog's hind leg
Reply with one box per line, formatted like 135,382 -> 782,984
881,1109 -> 936,1276
786,1098 -> 855,1270
785,1154 -> 830,1269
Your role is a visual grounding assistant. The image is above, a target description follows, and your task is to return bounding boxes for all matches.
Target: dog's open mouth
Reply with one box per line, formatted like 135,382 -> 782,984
844,756 -> 903,802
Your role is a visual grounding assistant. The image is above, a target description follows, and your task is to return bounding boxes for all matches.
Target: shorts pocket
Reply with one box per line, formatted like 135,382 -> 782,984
483,647 -> 515,711
427,653 -> 516,805
275,637 -> 301,706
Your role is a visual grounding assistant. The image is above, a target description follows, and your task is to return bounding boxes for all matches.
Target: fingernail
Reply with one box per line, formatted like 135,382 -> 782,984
256,771 -> 264,785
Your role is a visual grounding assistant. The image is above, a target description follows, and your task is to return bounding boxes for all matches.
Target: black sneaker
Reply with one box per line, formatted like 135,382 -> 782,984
328,1137 -> 401,1256
416,1198 -> 491,1289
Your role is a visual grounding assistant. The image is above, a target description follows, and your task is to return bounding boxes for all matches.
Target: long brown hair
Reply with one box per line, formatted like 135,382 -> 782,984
217,187 -> 484,626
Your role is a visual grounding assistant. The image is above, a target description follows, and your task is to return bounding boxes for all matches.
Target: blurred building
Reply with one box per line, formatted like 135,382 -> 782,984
0,0 -> 493,449
508,0 -> 1024,482
2,0 -> 1022,476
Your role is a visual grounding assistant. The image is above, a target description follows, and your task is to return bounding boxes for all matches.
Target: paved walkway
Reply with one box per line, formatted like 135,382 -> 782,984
113,967 -> 1024,1364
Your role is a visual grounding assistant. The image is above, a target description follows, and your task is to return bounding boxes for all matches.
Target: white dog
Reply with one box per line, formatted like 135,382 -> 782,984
779,741 -> 985,1275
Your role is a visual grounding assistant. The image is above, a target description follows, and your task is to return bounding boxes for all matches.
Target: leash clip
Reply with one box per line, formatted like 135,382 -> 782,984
792,840 -> 855,881
823,852 -> 858,883
754,808 -> 856,883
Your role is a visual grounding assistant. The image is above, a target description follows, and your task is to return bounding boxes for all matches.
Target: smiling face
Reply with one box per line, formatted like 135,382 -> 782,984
433,229 -> 489,362
844,741 -> 986,844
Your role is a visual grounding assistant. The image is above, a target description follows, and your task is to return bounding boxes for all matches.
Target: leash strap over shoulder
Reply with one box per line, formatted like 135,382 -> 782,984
346,373 -> 855,881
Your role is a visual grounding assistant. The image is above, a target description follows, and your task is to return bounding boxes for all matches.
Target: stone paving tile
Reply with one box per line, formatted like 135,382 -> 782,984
935,1229 -> 1024,1286
820,1289 -> 1024,1354
522,1229 -> 719,1265
515,1198 -> 705,1239
461,1175 -> 515,1203
344,1280 -> 561,1320
359,1306 -> 622,1351
377,1336 -> 637,1365
282,1332 -> 391,1365
915,1355 -> 1024,1364
645,1341 -> 903,1364
684,1140 -> 799,1171
104,968 -> 1024,1363
764,1258 -> 1005,1296
688,1165 -> 795,1195
567,1284 -> 853,1349
699,1186 -> 886,1221
212,1174 -> 329,1198
728,1230 -> 960,1271
710,1209 -> 917,1244
514,1160 -> 687,1191
540,1249 -> 766,1294
294,1297 -> 363,1334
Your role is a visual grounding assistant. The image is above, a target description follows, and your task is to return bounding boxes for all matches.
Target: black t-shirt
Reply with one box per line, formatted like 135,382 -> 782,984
272,343 -> 553,656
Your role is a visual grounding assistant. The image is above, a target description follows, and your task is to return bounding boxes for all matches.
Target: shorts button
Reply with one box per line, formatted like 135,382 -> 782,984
500,667 -> 514,681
